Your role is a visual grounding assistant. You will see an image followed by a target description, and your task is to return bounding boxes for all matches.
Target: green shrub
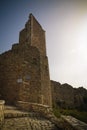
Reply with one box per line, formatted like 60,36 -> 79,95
53,108 -> 61,118
53,107 -> 87,123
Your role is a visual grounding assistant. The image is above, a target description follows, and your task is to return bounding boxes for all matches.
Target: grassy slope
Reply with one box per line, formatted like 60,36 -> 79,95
53,108 -> 87,123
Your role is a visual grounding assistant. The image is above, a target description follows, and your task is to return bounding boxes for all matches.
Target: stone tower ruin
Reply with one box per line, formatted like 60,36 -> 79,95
0,14 -> 52,108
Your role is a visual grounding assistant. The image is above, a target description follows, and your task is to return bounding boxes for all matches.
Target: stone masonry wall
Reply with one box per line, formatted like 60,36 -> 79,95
0,44 -> 41,105
30,14 -> 46,56
0,100 -> 5,127
0,14 -> 52,107
19,14 -> 46,56
40,56 -> 52,106
19,14 -> 52,107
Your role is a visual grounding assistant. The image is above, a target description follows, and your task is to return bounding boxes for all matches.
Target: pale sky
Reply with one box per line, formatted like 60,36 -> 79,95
0,1 -> 87,88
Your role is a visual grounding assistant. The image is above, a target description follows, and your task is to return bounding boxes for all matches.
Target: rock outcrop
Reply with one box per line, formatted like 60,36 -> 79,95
51,80 -> 87,110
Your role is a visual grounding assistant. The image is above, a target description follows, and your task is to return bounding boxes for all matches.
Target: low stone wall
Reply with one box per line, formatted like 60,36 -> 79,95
16,101 -> 52,116
16,101 -> 87,130
61,115 -> 87,130
0,100 -> 5,128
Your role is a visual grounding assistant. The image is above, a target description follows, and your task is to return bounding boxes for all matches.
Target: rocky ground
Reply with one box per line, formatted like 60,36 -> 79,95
1,106 -> 59,130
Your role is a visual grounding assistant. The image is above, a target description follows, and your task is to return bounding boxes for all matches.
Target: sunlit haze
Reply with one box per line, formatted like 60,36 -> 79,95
0,1 -> 87,88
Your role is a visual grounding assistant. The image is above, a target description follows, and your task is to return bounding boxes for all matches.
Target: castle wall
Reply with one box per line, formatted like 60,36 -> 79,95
19,14 -> 46,56
0,44 -> 41,105
19,29 -> 28,44
0,14 -> 52,107
19,14 -> 52,107
40,56 -> 52,106
0,100 -> 5,127
30,14 -> 52,106
30,14 -> 46,56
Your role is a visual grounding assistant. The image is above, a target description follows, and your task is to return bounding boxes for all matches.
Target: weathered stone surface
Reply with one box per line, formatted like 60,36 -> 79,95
51,80 -> 87,109
0,14 -> 52,107
16,101 -> 53,116
1,106 -> 58,130
1,13 -> 87,130
2,117 -> 58,130
61,115 -> 87,130
1,105 -> 87,130
0,100 -> 5,127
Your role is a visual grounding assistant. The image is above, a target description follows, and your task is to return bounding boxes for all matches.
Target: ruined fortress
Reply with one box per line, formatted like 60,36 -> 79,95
0,14 -> 87,130
0,14 -> 87,111
0,14 -> 52,108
